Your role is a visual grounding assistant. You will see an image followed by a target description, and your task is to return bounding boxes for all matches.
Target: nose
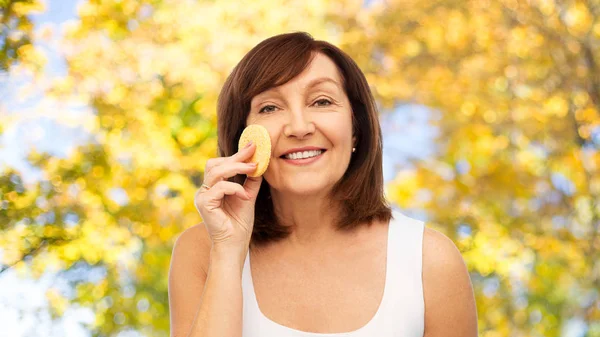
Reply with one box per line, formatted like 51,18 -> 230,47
283,107 -> 315,140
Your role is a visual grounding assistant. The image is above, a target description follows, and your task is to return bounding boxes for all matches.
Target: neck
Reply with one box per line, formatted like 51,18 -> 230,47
270,188 -> 342,249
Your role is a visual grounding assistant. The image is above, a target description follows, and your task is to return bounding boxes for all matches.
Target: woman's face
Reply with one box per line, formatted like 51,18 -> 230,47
246,52 -> 356,196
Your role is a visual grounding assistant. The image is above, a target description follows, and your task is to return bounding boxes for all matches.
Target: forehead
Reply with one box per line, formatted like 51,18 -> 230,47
295,53 -> 342,85
257,53 -> 343,97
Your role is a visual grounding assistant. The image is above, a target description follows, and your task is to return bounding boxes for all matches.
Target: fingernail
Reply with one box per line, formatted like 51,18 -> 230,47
245,141 -> 253,149
249,162 -> 257,166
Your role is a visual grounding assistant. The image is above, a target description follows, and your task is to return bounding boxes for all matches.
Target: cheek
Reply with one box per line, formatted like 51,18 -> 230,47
322,121 -> 353,145
245,120 -> 276,145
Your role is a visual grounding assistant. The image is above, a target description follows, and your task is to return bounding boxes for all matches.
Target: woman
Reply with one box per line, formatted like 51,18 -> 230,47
168,32 -> 478,337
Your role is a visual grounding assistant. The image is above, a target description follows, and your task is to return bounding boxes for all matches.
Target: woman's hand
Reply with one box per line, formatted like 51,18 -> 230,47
194,142 -> 263,254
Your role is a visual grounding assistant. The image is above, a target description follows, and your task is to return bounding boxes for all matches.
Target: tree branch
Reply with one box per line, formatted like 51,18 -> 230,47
581,42 -> 600,109
0,239 -> 48,275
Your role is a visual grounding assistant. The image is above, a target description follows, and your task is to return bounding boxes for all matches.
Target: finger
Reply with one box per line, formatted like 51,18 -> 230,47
205,157 -> 227,172
206,162 -> 258,184
229,142 -> 256,163
202,162 -> 257,190
196,181 -> 250,211
243,175 -> 263,199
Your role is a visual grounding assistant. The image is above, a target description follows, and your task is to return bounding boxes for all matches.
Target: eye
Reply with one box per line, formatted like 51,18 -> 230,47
258,105 -> 278,114
313,98 -> 332,107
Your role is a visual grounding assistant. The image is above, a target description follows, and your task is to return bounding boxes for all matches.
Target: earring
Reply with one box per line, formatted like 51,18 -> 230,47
352,147 -> 356,153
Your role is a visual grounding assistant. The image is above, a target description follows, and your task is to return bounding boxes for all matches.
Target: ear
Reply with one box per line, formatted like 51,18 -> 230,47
352,135 -> 357,147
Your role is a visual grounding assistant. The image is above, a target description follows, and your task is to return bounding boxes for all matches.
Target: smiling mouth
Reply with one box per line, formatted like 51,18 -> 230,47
279,150 -> 327,160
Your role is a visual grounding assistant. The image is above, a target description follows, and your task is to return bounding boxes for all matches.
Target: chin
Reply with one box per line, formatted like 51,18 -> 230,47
286,180 -> 337,196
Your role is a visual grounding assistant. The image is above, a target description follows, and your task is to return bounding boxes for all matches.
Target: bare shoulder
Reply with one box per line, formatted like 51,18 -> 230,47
171,222 -> 213,277
422,227 -> 478,337
168,222 -> 213,337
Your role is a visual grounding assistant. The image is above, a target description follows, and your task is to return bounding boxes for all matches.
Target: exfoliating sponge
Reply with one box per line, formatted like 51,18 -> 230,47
238,124 -> 271,177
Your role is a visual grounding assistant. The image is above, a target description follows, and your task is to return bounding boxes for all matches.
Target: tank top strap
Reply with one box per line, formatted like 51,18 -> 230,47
382,208 -> 425,336
242,251 -> 262,334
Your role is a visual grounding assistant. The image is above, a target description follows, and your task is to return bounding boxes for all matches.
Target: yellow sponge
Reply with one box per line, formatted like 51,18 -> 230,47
238,124 -> 271,177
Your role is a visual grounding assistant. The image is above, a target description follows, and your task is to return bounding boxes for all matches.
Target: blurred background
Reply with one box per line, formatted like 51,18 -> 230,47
1,0 -> 599,336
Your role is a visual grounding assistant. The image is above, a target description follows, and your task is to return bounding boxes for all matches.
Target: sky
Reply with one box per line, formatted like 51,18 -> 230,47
0,1 -> 588,337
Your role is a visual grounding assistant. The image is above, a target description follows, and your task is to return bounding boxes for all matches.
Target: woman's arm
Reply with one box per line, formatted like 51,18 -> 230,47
422,227 -> 479,337
168,223 -> 246,337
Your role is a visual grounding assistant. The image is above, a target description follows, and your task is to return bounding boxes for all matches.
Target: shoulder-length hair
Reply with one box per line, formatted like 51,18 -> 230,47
216,32 -> 393,248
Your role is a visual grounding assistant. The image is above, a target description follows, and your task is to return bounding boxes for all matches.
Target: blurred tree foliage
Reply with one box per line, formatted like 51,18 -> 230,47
1,0 -> 599,336
329,0 -> 600,336
0,0 -> 44,72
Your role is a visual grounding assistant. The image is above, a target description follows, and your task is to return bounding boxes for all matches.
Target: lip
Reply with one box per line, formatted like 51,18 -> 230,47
280,150 -> 326,166
280,146 -> 326,157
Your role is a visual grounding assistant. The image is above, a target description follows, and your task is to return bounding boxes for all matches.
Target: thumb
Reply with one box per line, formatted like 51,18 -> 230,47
243,175 -> 263,199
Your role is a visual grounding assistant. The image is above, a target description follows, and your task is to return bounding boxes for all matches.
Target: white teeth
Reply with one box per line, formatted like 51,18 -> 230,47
284,150 -> 323,160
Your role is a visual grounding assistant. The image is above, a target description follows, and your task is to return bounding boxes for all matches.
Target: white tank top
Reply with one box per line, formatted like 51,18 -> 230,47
241,209 -> 425,337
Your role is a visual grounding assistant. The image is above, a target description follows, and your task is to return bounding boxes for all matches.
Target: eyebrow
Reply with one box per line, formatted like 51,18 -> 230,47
302,77 -> 342,90
255,77 -> 342,100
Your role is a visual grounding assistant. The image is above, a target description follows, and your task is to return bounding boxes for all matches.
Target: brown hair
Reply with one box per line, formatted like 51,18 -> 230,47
216,32 -> 393,247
